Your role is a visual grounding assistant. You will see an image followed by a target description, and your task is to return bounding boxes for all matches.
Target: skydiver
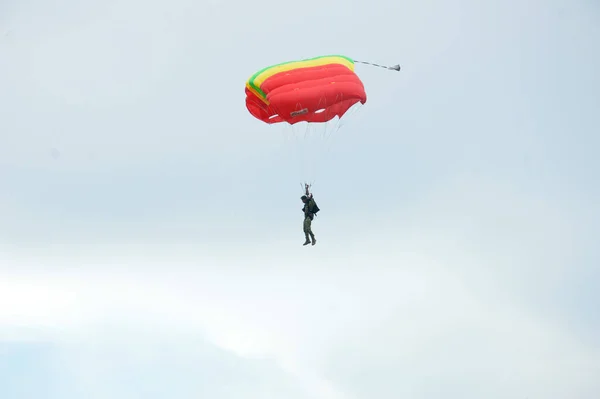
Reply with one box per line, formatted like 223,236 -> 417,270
300,184 -> 319,246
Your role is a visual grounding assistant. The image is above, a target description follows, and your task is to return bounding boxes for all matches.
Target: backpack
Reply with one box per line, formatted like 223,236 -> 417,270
310,199 -> 320,215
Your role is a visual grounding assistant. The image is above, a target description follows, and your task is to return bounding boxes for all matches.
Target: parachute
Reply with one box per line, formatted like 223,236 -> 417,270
245,55 -> 367,125
245,55 -> 400,186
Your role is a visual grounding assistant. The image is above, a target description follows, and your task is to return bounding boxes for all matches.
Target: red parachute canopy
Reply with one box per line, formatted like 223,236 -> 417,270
245,55 -> 367,125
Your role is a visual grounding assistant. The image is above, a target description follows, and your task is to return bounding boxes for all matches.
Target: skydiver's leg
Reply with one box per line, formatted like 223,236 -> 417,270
303,217 -> 311,245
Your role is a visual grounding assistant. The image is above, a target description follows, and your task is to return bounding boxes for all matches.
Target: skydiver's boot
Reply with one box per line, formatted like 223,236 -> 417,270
303,233 -> 311,246
310,233 -> 316,246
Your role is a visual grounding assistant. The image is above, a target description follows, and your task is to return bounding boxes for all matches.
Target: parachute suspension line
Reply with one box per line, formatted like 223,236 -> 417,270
292,121 -> 308,185
279,122 -> 302,184
297,95 -> 328,187
289,119 -> 319,188
301,94 -> 365,189
321,99 -> 362,160
353,60 -> 401,71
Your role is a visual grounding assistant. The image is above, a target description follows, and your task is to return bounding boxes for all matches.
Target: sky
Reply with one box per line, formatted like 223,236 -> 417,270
1,0 -> 599,398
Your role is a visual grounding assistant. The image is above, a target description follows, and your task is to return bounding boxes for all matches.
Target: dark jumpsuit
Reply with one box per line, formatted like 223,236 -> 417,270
303,198 -> 316,237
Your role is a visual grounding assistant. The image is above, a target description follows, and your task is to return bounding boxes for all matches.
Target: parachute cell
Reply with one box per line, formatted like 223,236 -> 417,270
245,55 -> 367,125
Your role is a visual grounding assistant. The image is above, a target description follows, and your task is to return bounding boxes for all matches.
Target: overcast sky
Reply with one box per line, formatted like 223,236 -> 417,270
1,0 -> 599,398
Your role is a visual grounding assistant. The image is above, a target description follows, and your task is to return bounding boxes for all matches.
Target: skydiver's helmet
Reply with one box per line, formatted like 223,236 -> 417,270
301,195 -> 308,202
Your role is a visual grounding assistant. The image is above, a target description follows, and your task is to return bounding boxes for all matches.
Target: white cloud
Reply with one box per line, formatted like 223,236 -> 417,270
1,171 -> 598,398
